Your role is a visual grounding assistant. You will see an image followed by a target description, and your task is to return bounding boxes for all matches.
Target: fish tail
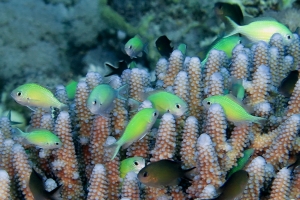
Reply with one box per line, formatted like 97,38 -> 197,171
59,103 -> 68,111
183,167 -> 196,181
224,16 -> 240,38
48,184 -> 63,200
117,84 -> 129,100
106,142 -> 121,160
253,116 -> 267,125
12,127 -> 24,138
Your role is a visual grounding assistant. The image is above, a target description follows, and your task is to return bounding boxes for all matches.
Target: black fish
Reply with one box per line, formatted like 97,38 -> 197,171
155,35 -> 173,57
278,70 -> 299,97
214,2 -> 244,25
287,152 -> 300,173
104,60 -> 128,77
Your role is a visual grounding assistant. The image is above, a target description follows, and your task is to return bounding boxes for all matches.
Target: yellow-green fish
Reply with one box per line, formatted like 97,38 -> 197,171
146,91 -> 188,118
11,83 -> 66,110
13,128 -> 62,149
224,16 -> 293,45
106,108 -> 158,160
65,80 -> 78,100
202,94 -> 266,125
87,84 -> 127,116
125,35 -> 147,58
137,159 -> 195,188
120,157 -> 145,178
210,170 -> 249,200
29,168 -> 62,200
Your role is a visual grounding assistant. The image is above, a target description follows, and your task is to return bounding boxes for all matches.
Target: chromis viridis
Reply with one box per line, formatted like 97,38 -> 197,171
226,148 -> 254,179
87,84 -> 127,116
211,170 -> 249,200
106,108 -> 158,160
231,78 -> 245,101
29,168 -> 62,200
13,128 -> 62,149
65,80 -> 78,100
125,35 -> 148,59
278,70 -> 299,97
11,83 -> 67,110
120,157 -> 145,178
146,91 -> 188,118
137,159 -> 195,188
214,2 -> 244,25
202,94 -> 266,125
223,16 -> 293,45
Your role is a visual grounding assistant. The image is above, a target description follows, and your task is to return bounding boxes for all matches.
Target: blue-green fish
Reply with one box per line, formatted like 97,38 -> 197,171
120,157 -> 145,178
125,35 -> 147,58
106,108 -> 158,160
231,78 -> 245,101
227,148 -> 254,178
87,84 -> 127,116
13,128 -> 62,149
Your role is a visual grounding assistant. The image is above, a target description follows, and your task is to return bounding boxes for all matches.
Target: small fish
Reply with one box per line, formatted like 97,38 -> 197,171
137,159 -> 195,188
105,60 -> 128,77
11,83 -> 66,110
87,84 -> 127,116
7,110 -> 22,126
231,78 -> 245,101
125,35 -> 147,58
106,108 -> 158,160
177,43 -> 187,55
65,80 -> 78,100
120,157 -> 146,178
29,168 -> 62,200
211,170 -> 249,200
202,94 -> 266,125
155,35 -> 173,57
214,2 -> 244,25
224,16 -> 293,45
226,148 -> 254,179
287,152 -> 300,172
13,128 -> 62,149
278,70 -> 299,97
146,91 -> 188,118
128,61 -> 137,69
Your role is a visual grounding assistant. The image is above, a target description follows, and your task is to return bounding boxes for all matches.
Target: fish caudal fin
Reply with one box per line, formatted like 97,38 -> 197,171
105,142 -> 121,160
48,184 -> 63,200
117,84 -> 129,100
224,16 -> 240,38
253,116 -> 267,125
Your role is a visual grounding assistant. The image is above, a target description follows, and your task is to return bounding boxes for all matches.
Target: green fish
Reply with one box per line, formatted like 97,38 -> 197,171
226,148 -> 254,179
11,83 -> 67,110
278,70 -> 299,97
224,16 -> 293,45
87,84 -> 127,116
137,159 -> 195,188
125,35 -> 147,58
214,2 -> 244,25
120,157 -> 145,178
146,91 -> 188,118
201,34 -> 241,64
177,43 -> 187,55
210,170 -> 249,200
13,128 -> 62,149
29,168 -> 62,200
231,78 -> 245,101
106,108 -> 158,160
202,94 -> 266,125
65,80 -> 78,100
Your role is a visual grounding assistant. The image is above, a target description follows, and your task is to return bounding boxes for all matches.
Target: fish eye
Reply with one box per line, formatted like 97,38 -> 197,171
167,109 -> 170,112
129,45 -> 132,49
207,101 -> 211,105
92,100 -> 97,105
143,171 -> 148,177
287,35 -> 291,40
176,104 -> 181,109
239,40 -> 242,44
55,142 -> 60,145
17,92 -> 22,96
134,161 -> 139,166
153,112 -> 157,117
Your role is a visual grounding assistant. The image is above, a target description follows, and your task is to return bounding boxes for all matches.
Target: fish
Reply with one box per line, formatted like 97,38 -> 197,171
137,159 -> 195,188
11,83 -> 67,110
120,157 -> 146,178
278,70 -> 299,97
210,170 -> 249,200
214,2 -> 244,25
177,43 -> 187,55
223,16 -> 293,45
65,80 -> 78,100
104,60 -> 128,77
287,152 -> 300,173
231,78 -> 245,101
226,148 -> 254,179
155,35 -> 173,57
125,35 -> 147,58
201,34 -> 241,64
29,168 -> 62,200
87,84 -> 128,116
146,91 -> 188,118
13,128 -> 62,149
202,94 -> 266,125
106,108 -> 158,160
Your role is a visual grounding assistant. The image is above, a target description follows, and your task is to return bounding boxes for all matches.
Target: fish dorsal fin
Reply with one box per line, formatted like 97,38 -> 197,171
225,94 -> 253,113
243,16 -> 278,24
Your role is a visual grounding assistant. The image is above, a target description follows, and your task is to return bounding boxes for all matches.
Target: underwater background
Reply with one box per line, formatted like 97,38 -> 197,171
1,0 -> 300,199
